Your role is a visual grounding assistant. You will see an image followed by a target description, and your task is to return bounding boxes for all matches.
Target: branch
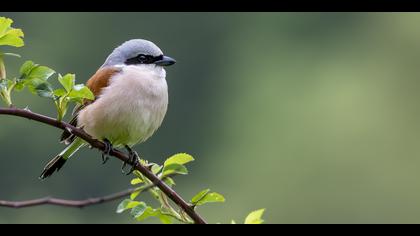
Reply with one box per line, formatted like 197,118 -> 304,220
0,107 -> 206,224
0,188 -> 137,209
0,177 -> 170,209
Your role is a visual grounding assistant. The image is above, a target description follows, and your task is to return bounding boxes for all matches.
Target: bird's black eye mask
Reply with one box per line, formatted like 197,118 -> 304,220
125,54 -> 164,65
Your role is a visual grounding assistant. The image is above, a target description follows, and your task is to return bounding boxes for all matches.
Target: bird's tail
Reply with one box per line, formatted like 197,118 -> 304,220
39,137 -> 86,179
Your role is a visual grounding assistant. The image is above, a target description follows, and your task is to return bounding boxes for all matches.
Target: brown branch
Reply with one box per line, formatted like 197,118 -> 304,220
0,188 -> 136,208
0,180 -> 164,209
0,107 -> 206,224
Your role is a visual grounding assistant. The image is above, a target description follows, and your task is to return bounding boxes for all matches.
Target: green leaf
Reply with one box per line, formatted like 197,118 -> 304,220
164,153 -> 194,167
53,88 -> 67,97
0,17 -> 24,47
116,199 -> 141,214
56,96 -> 69,121
116,199 -> 131,213
19,61 -> 36,78
231,220 -> 236,224
151,164 -> 163,175
156,211 -> 173,224
162,163 -> 188,176
26,78 -> 48,94
161,154 -> 193,177
28,66 -> 55,81
0,17 -> 13,37
68,97 -> 84,104
130,178 -> 143,185
0,29 -> 24,46
135,206 -> 158,222
130,189 -> 142,200
164,177 -> 176,187
35,81 -> 54,98
193,191 -> 225,206
14,81 -> 25,91
139,159 -> 148,166
134,207 -> 173,223
133,170 -> 144,180
191,189 -> 211,205
58,74 -> 74,92
244,209 -> 265,224
130,202 -> 147,218
68,84 -> 94,100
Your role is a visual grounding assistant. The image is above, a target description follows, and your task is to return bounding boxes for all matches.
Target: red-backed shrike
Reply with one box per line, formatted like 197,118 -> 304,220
40,39 -> 176,179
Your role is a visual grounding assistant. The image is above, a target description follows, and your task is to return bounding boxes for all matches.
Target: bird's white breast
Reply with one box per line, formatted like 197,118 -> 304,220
77,65 -> 168,147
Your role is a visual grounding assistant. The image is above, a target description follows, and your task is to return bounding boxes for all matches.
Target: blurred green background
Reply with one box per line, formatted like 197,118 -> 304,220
1,12 -> 420,223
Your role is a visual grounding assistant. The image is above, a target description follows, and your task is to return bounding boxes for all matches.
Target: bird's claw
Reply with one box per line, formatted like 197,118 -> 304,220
102,139 -> 113,164
122,145 -> 140,175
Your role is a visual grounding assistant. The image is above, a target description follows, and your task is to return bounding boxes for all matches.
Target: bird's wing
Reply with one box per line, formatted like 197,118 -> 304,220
60,66 -> 122,144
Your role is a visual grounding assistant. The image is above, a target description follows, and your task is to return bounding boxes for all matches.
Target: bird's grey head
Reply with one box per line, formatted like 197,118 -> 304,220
101,39 -> 176,68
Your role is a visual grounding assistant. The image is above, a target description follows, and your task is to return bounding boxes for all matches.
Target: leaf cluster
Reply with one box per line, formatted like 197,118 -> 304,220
117,153 -> 265,224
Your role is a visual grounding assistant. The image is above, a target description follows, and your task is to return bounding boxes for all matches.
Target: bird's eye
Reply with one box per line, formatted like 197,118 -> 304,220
138,54 -> 147,62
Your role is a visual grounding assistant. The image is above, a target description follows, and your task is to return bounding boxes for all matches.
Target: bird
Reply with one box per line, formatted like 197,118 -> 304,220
39,39 -> 176,179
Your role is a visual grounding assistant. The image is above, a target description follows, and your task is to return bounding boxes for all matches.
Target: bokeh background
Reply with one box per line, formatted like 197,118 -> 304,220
1,12 -> 420,223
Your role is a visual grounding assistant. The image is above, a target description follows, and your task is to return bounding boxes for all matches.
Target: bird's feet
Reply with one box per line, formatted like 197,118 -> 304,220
121,145 -> 140,175
102,139 -> 113,164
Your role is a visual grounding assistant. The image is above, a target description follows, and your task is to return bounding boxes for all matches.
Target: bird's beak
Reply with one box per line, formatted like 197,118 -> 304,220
155,56 -> 176,66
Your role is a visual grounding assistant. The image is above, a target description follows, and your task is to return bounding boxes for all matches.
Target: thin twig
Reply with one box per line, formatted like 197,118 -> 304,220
0,178 -> 166,209
0,107 -> 206,224
0,188 -> 136,208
